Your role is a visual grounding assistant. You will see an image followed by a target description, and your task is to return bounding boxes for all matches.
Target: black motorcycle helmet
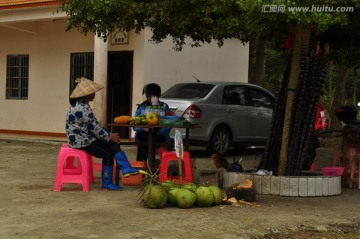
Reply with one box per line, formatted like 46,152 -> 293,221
143,83 -> 161,97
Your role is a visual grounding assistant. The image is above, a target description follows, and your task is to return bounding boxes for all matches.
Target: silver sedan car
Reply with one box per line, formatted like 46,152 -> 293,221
160,82 -> 274,155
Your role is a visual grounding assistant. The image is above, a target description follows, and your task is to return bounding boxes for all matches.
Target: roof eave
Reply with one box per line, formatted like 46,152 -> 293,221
0,1 -> 60,11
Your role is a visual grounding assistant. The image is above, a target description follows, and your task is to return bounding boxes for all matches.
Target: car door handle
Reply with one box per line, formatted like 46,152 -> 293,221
257,111 -> 264,116
226,108 -> 235,113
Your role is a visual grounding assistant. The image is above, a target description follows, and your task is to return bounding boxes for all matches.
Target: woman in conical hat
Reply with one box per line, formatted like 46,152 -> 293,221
66,77 -> 143,190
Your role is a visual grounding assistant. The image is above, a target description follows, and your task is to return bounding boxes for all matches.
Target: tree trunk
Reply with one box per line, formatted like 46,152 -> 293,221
248,35 -> 257,83
251,37 -> 266,86
278,25 -> 311,176
329,65 -> 348,131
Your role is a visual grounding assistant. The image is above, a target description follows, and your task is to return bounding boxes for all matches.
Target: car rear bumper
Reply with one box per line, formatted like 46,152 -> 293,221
169,127 -> 209,144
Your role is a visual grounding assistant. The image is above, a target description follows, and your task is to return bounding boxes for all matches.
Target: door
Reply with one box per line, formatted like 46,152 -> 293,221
247,87 -> 274,141
107,51 -> 133,139
222,85 -> 255,142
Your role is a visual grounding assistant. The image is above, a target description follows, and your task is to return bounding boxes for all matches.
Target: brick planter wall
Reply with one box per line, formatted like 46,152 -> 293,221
223,172 -> 341,197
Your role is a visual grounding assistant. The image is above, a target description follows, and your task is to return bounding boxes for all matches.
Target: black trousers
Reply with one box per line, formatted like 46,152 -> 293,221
79,139 -> 122,166
136,131 -> 165,162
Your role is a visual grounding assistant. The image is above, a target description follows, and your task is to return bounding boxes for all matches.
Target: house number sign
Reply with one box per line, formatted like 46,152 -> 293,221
111,30 -> 129,44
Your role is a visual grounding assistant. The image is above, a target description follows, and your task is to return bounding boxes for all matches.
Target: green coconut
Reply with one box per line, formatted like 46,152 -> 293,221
208,185 -> 223,205
195,186 -> 214,207
167,187 -> 179,206
160,180 -> 178,191
182,182 -> 197,192
176,188 -> 196,209
143,185 -> 168,209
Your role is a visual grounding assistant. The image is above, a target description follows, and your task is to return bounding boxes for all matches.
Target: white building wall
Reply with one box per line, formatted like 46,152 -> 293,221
143,28 -> 249,93
0,20 -> 94,133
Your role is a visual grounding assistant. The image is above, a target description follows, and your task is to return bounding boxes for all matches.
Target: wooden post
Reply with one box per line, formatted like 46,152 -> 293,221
178,156 -> 183,184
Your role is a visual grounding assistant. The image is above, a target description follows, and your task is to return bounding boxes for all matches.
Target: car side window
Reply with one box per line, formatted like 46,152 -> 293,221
247,88 -> 273,109
161,83 -> 214,99
222,86 -> 246,105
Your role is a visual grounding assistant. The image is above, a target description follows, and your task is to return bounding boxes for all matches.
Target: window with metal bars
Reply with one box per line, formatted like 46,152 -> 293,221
69,52 -> 94,94
6,55 -> 29,100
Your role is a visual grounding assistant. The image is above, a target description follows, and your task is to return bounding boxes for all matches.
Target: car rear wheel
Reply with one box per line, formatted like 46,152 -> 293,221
208,127 -> 231,155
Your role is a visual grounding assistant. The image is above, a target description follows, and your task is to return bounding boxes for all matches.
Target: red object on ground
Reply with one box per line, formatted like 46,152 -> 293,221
310,162 -> 316,172
121,161 -> 146,186
320,167 -> 345,176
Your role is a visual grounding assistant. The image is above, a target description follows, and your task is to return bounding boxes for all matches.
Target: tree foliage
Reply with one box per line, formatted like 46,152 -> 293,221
60,0 -> 360,175
61,0 -> 359,51
61,0 -> 249,50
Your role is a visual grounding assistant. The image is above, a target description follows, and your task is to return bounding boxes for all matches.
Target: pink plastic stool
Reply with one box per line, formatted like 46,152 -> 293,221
54,145 -> 93,192
159,151 -> 192,184
61,144 -> 94,183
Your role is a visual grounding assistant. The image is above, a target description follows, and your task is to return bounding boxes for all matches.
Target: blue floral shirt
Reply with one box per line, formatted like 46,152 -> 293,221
65,100 -> 111,148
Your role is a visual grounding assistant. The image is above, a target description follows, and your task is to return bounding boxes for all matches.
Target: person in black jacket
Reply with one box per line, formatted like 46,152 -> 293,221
133,83 -> 171,163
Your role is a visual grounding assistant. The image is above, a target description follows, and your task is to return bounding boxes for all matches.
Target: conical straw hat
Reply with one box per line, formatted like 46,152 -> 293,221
69,77 -> 104,98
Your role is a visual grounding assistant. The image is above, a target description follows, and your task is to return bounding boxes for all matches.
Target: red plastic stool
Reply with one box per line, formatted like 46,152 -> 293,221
54,145 -> 93,192
159,151 -> 192,184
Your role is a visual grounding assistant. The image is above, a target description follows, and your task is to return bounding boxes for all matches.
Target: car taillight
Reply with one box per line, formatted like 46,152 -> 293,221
183,104 -> 202,119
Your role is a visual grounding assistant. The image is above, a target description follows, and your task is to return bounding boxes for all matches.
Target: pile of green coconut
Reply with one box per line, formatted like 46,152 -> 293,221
140,180 -> 223,209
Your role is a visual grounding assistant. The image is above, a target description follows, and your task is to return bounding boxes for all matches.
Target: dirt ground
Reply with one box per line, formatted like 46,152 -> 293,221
0,136 -> 359,239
